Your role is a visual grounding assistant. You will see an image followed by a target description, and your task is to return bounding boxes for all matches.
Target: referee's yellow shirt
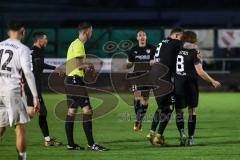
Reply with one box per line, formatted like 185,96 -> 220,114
66,39 -> 86,77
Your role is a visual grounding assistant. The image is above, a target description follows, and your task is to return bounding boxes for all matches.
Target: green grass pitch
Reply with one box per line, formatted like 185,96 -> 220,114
0,92 -> 240,160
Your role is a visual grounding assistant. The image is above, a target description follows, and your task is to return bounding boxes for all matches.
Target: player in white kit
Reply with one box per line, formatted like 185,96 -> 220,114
0,21 -> 40,160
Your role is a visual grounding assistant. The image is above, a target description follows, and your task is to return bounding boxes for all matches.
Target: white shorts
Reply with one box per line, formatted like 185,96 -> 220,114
0,94 -> 30,127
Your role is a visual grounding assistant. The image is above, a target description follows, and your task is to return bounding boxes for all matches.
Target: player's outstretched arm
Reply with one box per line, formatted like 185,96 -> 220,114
20,48 -> 40,111
195,63 -> 221,88
44,63 -> 56,70
44,63 -> 65,76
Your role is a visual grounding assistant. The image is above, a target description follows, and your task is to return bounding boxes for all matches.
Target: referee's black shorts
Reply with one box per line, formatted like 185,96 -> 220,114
65,75 -> 91,109
174,75 -> 199,109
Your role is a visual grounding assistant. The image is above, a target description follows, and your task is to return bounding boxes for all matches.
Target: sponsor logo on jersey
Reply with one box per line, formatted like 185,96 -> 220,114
146,49 -> 151,54
134,51 -> 138,54
135,55 -> 150,60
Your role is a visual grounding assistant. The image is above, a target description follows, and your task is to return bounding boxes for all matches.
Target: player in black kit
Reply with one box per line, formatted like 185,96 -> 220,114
126,30 -> 156,131
148,27 -> 185,145
174,31 -> 221,146
148,27 -> 201,145
24,32 -> 63,146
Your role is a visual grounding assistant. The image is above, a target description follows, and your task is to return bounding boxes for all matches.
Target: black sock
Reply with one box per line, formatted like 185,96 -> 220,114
83,114 -> 95,146
151,109 -> 161,131
137,104 -> 148,123
158,107 -> 173,135
134,100 -> 140,115
188,115 -> 196,137
39,115 -> 49,138
65,115 -> 75,146
176,111 -> 184,134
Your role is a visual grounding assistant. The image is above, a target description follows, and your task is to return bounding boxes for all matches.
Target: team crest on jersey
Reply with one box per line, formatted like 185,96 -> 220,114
146,49 -> 151,54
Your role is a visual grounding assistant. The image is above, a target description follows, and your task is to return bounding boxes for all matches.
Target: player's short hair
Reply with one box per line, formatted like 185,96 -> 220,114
181,31 -> 197,43
136,29 -> 146,36
7,20 -> 24,31
170,27 -> 184,35
33,32 -> 46,42
78,22 -> 92,31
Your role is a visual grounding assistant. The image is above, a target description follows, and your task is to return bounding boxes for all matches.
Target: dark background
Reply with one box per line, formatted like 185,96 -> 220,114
1,0 -> 240,27
1,0 -> 240,91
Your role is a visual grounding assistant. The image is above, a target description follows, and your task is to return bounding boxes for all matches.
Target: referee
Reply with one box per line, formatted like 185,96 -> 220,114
65,22 -> 106,151
24,32 -> 62,146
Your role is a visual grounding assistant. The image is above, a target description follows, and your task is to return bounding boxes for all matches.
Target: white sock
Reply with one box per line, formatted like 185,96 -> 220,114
19,152 -> 27,160
44,136 -> 51,142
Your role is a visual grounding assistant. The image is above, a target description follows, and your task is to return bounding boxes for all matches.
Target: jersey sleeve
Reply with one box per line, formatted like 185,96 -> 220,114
128,48 -> 134,62
31,51 -> 42,73
71,42 -> 85,58
20,47 -> 38,97
44,63 -> 56,70
193,50 -> 202,65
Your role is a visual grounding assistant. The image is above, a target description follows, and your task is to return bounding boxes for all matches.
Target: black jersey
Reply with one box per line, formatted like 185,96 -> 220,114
24,46 -> 56,95
175,48 -> 201,79
128,44 -> 155,72
154,38 -> 183,75
31,46 -> 56,82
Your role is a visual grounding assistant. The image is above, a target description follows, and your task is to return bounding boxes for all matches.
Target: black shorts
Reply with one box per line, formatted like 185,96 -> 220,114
129,70 -> 155,98
155,91 -> 175,108
65,75 -> 91,109
132,85 -> 153,98
174,75 -> 199,109
25,91 -> 47,116
154,74 -> 175,108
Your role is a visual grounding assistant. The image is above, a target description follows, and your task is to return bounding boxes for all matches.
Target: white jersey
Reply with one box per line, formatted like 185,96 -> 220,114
0,39 -> 37,96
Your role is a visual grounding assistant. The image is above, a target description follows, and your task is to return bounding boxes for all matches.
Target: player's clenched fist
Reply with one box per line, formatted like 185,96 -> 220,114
211,80 -> 221,88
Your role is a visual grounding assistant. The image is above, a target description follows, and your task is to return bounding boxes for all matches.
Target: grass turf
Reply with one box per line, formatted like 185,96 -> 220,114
0,92 -> 240,160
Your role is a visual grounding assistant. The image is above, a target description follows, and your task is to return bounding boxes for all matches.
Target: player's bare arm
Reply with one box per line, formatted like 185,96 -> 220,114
194,63 -> 221,88
183,42 -> 198,50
